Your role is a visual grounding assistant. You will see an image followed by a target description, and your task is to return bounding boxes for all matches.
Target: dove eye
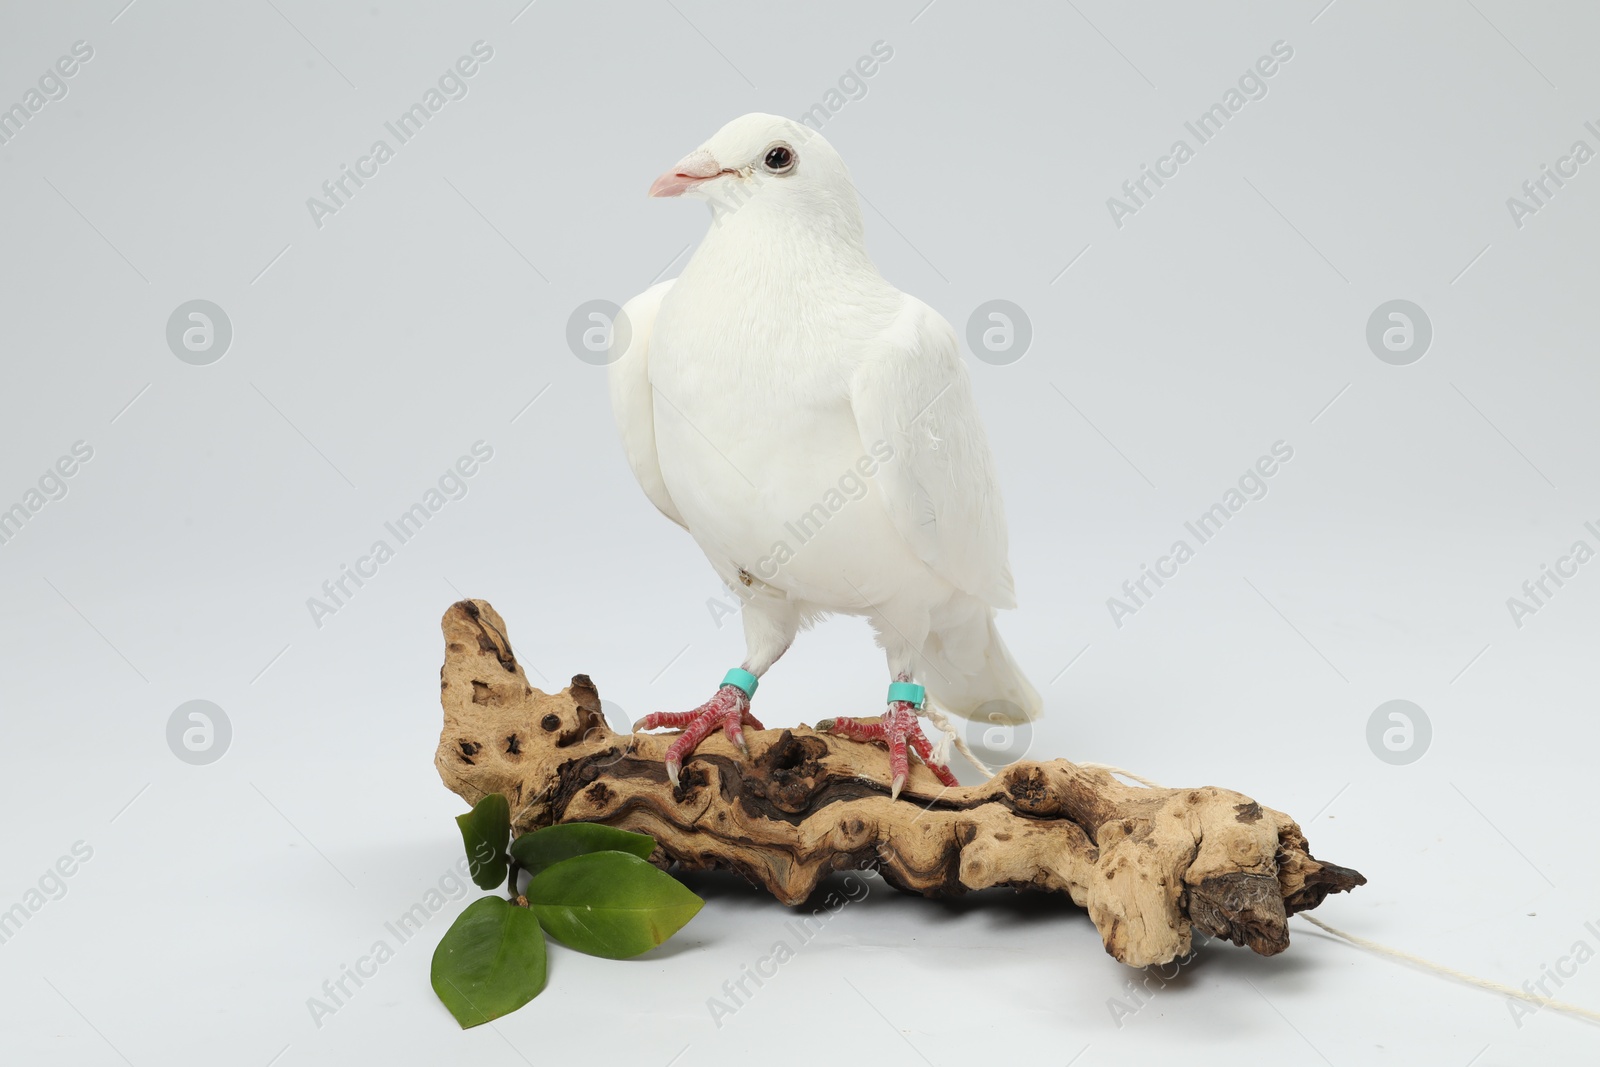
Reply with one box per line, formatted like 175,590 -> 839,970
762,144 -> 795,174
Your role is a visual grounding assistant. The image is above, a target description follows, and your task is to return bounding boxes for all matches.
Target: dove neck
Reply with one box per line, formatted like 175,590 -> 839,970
692,198 -> 876,284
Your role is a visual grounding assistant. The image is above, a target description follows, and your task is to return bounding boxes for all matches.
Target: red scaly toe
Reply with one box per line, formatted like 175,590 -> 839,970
819,690 -> 959,800
634,671 -> 764,787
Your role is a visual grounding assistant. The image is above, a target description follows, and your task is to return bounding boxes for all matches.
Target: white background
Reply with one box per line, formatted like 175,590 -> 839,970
2,1 -> 1598,1063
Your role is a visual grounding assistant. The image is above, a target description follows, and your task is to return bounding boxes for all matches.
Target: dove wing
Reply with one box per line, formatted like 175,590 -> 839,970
850,295 -> 1017,609
607,280 -> 687,529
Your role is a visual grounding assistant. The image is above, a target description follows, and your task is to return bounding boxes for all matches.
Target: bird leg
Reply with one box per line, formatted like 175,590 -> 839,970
634,683 -> 764,788
818,688 -> 959,800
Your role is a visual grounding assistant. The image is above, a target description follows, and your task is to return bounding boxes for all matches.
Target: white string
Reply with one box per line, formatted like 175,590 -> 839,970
1297,913 -> 1600,1026
1077,761 -> 1164,789
921,703 -> 994,777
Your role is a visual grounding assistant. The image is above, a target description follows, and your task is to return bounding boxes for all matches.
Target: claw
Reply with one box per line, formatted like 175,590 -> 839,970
819,700 -> 958,797
634,710 -> 695,732
724,715 -> 752,758
637,683 -> 760,788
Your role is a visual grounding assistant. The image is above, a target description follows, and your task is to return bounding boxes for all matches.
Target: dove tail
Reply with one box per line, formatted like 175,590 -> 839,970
919,610 -> 1042,724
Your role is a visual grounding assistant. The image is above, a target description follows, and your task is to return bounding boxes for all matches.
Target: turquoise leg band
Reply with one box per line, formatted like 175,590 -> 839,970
721,668 -> 759,698
887,681 -> 925,707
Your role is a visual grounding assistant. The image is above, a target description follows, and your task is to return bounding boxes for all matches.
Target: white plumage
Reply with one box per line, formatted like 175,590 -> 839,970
609,113 -> 1039,779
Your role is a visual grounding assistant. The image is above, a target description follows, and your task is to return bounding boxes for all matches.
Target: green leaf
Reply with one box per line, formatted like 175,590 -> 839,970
509,822 -> 656,878
456,793 -> 511,890
431,896 -> 547,1028
524,851 -> 703,959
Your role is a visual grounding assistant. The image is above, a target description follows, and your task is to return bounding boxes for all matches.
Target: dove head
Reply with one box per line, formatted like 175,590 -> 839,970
649,113 -> 863,236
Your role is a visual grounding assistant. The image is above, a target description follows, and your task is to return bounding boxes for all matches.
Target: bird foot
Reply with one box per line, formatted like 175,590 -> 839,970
634,685 -> 764,788
817,701 -> 959,800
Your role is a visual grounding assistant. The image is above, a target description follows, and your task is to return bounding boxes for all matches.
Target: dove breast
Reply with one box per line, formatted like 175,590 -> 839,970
643,262 -> 953,615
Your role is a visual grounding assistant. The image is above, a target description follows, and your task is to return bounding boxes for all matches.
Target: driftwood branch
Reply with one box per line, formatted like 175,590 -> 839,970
434,600 -> 1364,967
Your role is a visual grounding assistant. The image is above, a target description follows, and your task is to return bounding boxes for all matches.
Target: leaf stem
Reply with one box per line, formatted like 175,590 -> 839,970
507,860 -> 525,904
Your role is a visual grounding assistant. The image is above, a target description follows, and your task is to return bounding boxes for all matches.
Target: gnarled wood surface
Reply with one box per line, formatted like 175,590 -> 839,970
435,599 -> 1364,967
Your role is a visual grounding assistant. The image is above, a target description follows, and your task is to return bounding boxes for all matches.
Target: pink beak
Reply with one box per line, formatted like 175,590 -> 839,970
649,149 -> 727,198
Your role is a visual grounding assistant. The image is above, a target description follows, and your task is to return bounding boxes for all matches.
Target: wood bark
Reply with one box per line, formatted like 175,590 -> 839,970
435,599 -> 1365,967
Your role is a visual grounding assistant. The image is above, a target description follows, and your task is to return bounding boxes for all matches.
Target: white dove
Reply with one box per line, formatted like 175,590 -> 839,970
609,113 -> 1040,798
